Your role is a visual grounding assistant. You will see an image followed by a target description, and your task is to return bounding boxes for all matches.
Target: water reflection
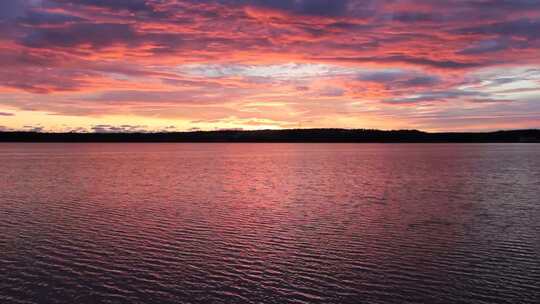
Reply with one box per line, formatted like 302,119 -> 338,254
1,143 -> 539,303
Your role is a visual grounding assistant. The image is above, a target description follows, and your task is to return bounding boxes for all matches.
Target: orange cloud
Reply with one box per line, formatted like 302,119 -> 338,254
0,0 -> 539,132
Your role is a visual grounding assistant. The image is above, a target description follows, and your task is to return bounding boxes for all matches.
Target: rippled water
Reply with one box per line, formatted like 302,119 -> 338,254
1,143 -> 539,304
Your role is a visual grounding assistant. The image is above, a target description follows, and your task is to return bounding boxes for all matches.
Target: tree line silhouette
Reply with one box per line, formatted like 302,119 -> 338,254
0,129 -> 538,143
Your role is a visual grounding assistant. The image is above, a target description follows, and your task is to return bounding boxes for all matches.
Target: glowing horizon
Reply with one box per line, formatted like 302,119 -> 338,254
1,0 -> 539,132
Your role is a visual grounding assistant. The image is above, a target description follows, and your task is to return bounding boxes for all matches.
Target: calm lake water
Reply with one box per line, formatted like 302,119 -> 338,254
1,143 -> 539,304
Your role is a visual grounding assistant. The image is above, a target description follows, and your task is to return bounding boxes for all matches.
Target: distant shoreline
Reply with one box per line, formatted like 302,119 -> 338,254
1,129 -> 539,143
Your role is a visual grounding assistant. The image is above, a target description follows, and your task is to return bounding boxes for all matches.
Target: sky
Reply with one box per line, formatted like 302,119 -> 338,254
0,0 -> 539,132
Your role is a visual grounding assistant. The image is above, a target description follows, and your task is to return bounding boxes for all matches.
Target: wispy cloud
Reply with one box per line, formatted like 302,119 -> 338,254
0,0 -> 539,131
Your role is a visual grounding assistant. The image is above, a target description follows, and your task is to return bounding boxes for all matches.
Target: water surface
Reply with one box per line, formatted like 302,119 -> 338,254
1,143 -> 539,303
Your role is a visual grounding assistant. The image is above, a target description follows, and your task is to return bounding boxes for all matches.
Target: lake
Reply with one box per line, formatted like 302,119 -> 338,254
1,143 -> 539,303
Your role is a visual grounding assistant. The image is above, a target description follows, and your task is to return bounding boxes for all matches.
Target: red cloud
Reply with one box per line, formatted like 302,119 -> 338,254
0,0 -> 539,131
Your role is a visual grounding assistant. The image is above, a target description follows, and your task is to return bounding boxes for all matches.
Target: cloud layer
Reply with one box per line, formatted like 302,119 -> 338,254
0,0 -> 539,131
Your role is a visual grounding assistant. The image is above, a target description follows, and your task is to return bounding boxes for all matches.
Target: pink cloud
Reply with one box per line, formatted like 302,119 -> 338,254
0,0 -> 539,131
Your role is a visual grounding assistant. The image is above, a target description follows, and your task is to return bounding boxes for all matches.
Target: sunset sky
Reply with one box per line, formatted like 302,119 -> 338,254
0,0 -> 539,132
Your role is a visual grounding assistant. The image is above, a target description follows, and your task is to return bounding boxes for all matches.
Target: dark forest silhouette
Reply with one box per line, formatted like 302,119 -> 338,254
0,129 -> 539,143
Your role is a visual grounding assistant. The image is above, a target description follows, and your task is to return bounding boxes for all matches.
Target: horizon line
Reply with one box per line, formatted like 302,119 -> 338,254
1,128 -> 540,135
